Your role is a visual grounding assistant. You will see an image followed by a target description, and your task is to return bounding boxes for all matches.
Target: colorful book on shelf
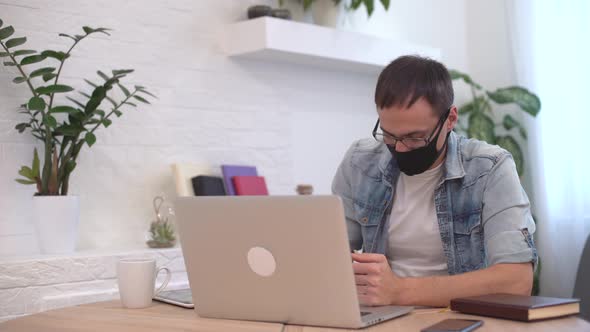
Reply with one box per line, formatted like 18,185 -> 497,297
221,165 -> 258,196
450,293 -> 580,322
191,175 -> 226,196
232,176 -> 269,196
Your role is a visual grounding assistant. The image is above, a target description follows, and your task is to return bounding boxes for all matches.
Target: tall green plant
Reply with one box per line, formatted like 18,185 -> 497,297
0,18 -> 155,195
449,69 -> 541,176
451,70 -> 542,296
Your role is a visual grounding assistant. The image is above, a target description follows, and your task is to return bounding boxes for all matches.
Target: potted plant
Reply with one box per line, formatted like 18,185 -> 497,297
279,0 -> 390,27
0,18 -> 155,254
450,69 -> 542,295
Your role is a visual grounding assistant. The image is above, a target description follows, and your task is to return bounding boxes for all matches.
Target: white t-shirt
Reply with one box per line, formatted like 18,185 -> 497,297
386,163 -> 449,277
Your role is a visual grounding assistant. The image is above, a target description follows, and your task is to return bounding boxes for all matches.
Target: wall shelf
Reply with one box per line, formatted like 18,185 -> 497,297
222,17 -> 442,73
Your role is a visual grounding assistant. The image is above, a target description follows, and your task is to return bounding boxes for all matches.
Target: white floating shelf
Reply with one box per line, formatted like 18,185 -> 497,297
222,17 -> 441,74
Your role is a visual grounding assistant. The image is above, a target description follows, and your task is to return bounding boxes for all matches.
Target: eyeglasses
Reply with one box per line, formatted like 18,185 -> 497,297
372,108 -> 451,150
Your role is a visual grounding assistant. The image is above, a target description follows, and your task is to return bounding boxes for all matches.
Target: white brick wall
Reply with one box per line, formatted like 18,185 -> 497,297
0,248 -> 188,322
0,0 -> 484,256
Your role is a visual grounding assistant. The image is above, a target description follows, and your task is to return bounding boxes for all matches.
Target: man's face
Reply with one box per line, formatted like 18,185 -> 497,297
378,97 -> 458,153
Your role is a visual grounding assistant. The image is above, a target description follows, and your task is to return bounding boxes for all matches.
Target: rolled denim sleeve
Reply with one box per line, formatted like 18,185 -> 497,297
482,153 -> 538,271
332,144 -> 362,251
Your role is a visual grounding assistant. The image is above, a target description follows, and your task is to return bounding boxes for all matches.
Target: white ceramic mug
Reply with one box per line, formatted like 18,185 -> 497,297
116,258 -> 171,308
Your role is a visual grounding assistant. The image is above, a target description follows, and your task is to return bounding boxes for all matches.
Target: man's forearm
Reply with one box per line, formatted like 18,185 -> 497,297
396,263 -> 533,307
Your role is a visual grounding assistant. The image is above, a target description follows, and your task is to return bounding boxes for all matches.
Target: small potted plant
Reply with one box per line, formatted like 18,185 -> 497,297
0,18 -> 155,254
279,0 -> 390,27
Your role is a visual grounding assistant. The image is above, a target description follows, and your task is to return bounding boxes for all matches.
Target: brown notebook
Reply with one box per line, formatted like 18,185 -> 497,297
450,294 -> 580,322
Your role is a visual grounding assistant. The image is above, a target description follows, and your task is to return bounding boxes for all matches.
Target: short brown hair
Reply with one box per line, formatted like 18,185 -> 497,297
374,55 -> 453,115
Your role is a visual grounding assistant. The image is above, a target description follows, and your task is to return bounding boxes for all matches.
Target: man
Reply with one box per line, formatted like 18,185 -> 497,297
332,55 -> 537,307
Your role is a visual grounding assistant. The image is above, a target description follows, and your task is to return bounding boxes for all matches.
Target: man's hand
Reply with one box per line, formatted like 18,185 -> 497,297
352,253 -> 405,306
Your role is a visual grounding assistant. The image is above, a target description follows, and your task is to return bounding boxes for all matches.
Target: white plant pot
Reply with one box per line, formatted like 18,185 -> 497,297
311,0 -> 347,28
33,195 -> 80,254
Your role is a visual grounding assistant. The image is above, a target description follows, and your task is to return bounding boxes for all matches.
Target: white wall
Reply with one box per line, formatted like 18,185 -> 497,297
0,0 -> 516,256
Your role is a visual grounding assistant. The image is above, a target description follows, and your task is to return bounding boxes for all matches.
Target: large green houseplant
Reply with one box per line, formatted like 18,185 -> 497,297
450,69 -> 542,295
449,69 -> 540,177
0,18 -> 155,253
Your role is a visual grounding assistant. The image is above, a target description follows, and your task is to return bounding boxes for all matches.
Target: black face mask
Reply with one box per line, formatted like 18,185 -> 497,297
387,114 -> 450,176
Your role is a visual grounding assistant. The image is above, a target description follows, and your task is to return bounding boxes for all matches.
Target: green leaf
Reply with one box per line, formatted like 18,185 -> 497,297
112,69 -> 134,76
502,114 -> 519,131
0,19 -> 3,28
351,0 -> 363,9
5,36 -> 26,48
36,84 -> 74,95
58,33 -> 77,42
67,97 -> 86,108
363,0 -> 375,16
97,70 -> 109,81
0,26 -> 15,40
50,106 -> 79,114
136,87 -> 157,99
497,136 -> 524,176
0,52 -> 8,57
114,110 -> 123,117
12,49 -> 36,57
30,67 -> 55,78
468,112 -> 496,144
133,95 -> 150,104
18,166 -> 34,179
79,91 -> 92,99
43,115 -> 57,128
42,73 -> 57,82
95,109 -> 105,118
20,54 -> 46,65
124,101 -> 137,107
83,26 -> 111,36
28,96 -> 46,112
486,86 -> 541,117
15,123 -> 29,133
380,0 -> 390,10
86,119 -> 101,125
117,83 -> 130,97
102,118 -> 112,127
448,69 -> 482,90
40,50 -> 69,61
12,77 -> 26,84
32,148 -> 40,177
56,124 -> 83,136
84,79 -> 98,88
84,86 -> 107,114
16,178 -> 36,185
85,132 -> 96,147
3,61 -> 16,66
105,96 -> 117,107
519,127 -> 527,140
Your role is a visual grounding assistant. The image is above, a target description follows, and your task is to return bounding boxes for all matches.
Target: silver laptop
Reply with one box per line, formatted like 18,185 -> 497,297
174,195 -> 412,329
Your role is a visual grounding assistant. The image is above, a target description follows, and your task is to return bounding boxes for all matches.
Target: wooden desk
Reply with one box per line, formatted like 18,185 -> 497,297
287,308 -> 590,331
0,301 -> 588,332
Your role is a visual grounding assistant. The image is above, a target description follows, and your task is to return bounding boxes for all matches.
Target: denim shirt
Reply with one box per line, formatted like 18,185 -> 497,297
332,132 -> 538,275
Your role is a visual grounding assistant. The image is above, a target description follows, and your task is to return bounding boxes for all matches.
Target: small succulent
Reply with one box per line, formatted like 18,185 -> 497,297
147,220 -> 176,248
147,196 -> 176,248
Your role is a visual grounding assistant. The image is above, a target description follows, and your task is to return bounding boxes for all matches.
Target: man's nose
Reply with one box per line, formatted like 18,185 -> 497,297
395,143 -> 411,153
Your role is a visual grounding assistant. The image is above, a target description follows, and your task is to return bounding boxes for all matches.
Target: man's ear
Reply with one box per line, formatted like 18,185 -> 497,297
447,106 -> 459,131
